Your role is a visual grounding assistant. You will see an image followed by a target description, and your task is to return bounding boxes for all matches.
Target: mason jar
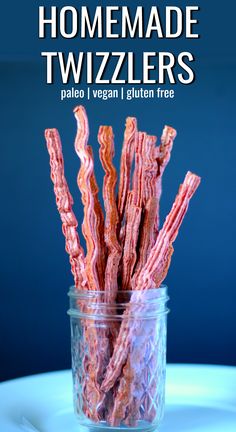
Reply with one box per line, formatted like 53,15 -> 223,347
68,286 -> 169,431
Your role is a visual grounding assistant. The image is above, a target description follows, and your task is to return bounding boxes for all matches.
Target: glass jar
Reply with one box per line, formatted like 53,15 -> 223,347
68,286 -> 169,431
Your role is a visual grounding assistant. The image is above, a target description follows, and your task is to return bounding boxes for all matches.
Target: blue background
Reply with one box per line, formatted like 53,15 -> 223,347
0,1 -> 236,381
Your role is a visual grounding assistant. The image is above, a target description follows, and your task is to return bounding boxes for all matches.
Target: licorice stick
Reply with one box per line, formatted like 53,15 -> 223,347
121,192 -> 142,291
120,132 -> 146,290
110,134 -> 157,422
45,128 -> 87,288
98,126 -> 121,304
45,128 -> 94,417
141,135 -> 157,204
74,106 -> 101,291
138,171 -> 200,289
132,132 -> 146,207
133,196 -> 158,285
117,117 -> 137,224
98,126 -> 123,418
87,145 -> 106,290
153,126 -> 177,238
124,127 -> 176,422
74,106 -> 106,421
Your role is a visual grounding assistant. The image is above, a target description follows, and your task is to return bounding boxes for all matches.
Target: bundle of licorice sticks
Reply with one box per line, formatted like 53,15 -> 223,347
45,106 -> 200,426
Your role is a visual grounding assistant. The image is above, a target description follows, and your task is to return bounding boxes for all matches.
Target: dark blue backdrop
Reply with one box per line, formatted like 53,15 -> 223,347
1,1 -> 236,382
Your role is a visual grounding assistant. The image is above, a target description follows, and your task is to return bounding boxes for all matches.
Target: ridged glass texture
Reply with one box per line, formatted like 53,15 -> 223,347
68,287 -> 169,431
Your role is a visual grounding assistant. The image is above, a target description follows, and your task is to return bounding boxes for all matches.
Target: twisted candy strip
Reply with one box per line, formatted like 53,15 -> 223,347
133,197 -> 158,283
108,309 -> 155,427
116,135 -> 157,421
107,357 -> 134,426
120,131 -> 162,292
45,129 -> 97,419
132,132 -> 146,207
109,134 -> 158,423
138,171 -> 200,290
98,126 -> 121,304
121,192 -> 142,291
45,128 -> 87,287
122,135 -> 157,290
158,126 -> 177,187
74,106 -> 100,291
101,172 -> 201,400
74,107 -> 106,421
117,117 -> 137,223
97,126 -> 122,419
142,135 -> 157,204
126,130 -> 171,288
125,128 -> 176,421
87,145 -> 106,290
123,167 -> 195,420
120,132 -> 146,290
153,126 -> 177,236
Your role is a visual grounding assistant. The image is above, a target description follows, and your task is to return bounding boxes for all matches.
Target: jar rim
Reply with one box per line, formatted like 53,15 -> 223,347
68,284 -> 168,299
68,285 -> 169,319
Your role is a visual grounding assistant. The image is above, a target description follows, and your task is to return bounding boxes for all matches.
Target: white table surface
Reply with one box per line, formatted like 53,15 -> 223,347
0,364 -> 235,431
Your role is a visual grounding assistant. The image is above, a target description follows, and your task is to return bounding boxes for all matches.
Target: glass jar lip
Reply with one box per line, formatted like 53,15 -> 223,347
68,284 -> 168,298
68,285 -> 169,319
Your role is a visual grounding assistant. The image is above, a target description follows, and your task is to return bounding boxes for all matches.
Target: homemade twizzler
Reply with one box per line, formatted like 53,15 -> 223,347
98,126 -> 121,304
45,128 -> 87,288
45,106 -> 201,428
